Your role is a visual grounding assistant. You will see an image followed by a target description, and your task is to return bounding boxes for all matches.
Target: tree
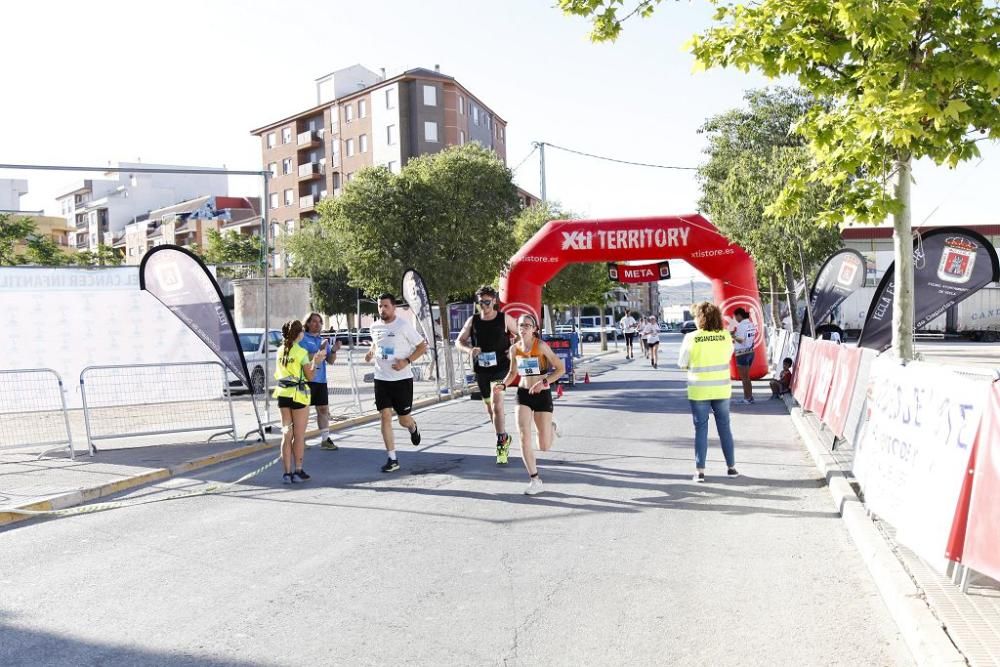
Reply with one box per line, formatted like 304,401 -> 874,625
201,228 -> 263,278
513,202 -> 614,326
0,214 -> 37,265
24,234 -> 72,266
317,143 -> 521,341
74,244 -> 123,267
560,0 -> 1000,359
698,88 -> 842,331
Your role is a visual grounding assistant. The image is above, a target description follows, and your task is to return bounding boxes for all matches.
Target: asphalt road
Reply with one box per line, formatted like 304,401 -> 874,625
0,336 -> 913,667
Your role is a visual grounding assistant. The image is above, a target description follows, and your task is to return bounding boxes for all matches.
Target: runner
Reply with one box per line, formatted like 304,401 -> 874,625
273,319 -> 327,484
619,309 -> 639,359
456,285 -> 518,464
364,293 -> 428,473
644,315 -> 660,368
493,313 -> 566,495
301,312 -> 342,450
731,307 -> 758,404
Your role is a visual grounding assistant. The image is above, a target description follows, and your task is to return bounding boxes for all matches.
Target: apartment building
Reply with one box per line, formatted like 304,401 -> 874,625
0,179 -> 75,259
55,163 -> 228,253
0,179 -> 30,212
118,195 -> 260,264
251,65 -> 509,230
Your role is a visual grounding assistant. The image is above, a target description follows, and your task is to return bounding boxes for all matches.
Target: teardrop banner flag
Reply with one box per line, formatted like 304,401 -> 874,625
809,249 -> 866,326
401,268 -> 438,376
858,228 -> 1000,351
139,244 -> 251,389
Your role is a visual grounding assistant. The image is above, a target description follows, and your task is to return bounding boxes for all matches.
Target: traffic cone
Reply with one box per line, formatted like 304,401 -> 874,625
584,372 -> 591,384
556,383 -> 564,399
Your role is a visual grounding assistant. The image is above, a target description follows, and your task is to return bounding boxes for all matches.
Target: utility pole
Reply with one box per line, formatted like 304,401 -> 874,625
534,141 -> 547,202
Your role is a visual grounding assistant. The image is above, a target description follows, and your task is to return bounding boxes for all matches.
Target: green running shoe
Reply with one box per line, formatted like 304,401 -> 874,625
496,434 -> 511,465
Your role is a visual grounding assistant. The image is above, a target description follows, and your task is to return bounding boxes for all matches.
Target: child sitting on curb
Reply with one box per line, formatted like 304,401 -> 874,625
769,357 -> 794,400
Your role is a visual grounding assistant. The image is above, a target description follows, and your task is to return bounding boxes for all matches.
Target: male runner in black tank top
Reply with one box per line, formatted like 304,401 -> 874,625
456,285 -> 519,464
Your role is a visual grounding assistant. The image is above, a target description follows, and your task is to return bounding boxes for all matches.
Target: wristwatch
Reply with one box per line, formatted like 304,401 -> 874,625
542,378 -> 549,388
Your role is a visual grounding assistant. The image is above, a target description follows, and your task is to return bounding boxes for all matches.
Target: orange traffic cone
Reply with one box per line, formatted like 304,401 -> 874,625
584,372 -> 591,384
556,383 -> 564,399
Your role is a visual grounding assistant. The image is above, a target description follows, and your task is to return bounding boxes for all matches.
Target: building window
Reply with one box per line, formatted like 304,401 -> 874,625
346,172 -> 354,182
268,162 -> 278,177
385,88 -> 396,109
386,124 -> 397,145
345,104 -> 354,122
472,106 -> 479,125
284,189 -> 294,206
282,158 -> 293,175
388,161 -> 398,174
359,99 -> 367,118
424,121 -> 438,143
269,193 -> 278,209
359,134 -> 368,153
282,127 -> 292,144
266,132 -> 276,148
423,84 -> 437,106
285,220 -> 295,234
332,173 -> 341,189
459,96 -> 464,114
459,131 -> 465,145
345,138 -> 355,157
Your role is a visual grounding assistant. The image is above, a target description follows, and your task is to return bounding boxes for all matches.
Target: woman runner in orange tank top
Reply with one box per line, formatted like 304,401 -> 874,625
494,313 -> 565,496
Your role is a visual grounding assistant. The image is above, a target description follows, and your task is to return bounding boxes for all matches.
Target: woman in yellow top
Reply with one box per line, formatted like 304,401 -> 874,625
494,313 -> 565,496
677,301 -> 737,483
274,319 -> 326,484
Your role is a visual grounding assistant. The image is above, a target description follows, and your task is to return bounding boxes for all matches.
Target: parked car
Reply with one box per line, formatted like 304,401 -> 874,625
330,328 -> 373,347
579,325 -> 622,343
554,324 -> 577,335
680,320 -> 697,335
231,328 -> 282,394
658,322 -> 673,332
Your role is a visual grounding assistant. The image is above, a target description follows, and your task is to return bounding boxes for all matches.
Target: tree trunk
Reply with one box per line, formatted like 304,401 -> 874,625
783,262 -> 800,331
893,156 -> 914,361
768,274 -> 779,327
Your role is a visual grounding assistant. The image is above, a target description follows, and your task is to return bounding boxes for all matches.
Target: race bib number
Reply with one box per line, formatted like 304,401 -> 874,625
516,357 -> 541,376
478,351 -> 498,367
379,345 -> 395,360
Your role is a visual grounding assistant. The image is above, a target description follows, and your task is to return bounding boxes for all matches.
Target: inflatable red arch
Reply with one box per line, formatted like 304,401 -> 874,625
499,213 -> 768,380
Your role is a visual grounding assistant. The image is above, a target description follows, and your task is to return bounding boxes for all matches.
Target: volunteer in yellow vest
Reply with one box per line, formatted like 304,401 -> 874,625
494,313 -> 565,496
677,301 -> 738,483
274,319 -> 327,485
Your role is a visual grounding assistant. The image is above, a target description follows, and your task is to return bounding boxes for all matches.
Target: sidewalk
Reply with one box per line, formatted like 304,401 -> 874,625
0,347 -> 615,527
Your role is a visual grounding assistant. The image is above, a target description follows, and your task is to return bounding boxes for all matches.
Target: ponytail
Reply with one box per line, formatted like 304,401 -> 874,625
281,320 -> 303,366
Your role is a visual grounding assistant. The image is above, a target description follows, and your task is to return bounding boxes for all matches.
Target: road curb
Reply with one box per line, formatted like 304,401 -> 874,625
787,404 -> 965,666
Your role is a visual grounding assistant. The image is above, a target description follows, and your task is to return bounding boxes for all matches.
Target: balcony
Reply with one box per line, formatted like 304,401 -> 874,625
299,195 -> 315,210
298,162 -> 324,180
75,236 -> 89,249
297,130 -> 320,148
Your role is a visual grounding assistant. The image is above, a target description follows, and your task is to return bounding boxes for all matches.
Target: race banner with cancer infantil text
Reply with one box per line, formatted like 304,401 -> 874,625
852,357 -> 991,572
858,228 -> 1000,351
139,245 -> 250,389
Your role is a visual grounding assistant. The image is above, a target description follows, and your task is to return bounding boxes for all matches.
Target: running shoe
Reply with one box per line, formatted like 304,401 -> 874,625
692,472 -> 705,483
727,467 -> 740,478
294,469 -> 310,481
320,437 -> 339,451
381,458 -> 400,473
524,477 -> 544,495
282,473 -> 293,485
496,434 -> 512,465
409,424 -> 421,446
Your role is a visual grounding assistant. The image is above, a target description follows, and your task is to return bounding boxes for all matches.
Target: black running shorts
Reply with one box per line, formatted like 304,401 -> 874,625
277,396 -> 307,410
374,378 -> 414,415
516,386 -> 554,413
308,382 -> 329,406
476,367 -> 508,402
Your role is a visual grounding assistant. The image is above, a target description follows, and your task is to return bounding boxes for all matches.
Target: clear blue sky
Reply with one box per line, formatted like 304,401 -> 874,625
4,0 -> 997,280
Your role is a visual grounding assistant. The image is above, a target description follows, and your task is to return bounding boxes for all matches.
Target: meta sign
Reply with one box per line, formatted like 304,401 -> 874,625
607,261 -> 671,284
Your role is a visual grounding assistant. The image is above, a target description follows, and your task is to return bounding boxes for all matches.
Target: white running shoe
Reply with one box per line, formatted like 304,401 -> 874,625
524,478 -> 544,495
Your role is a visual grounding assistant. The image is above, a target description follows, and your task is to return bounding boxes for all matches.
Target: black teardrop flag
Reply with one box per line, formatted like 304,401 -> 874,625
810,249 -> 867,326
139,245 -> 250,388
858,228 -> 1000,351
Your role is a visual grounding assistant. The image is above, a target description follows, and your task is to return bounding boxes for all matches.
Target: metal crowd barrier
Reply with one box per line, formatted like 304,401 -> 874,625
0,368 -> 75,459
80,361 -> 237,454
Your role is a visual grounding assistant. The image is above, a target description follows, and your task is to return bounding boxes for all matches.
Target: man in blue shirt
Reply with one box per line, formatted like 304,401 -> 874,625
302,312 -> 341,449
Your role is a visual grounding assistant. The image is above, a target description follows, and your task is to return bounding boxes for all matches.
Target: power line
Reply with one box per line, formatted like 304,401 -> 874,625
510,146 -> 538,174
542,142 -> 699,171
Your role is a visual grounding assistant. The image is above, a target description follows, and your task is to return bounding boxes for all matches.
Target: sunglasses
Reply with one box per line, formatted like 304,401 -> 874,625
478,300 -> 494,306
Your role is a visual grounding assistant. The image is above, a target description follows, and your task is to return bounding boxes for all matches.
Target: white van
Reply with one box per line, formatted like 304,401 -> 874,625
575,315 -> 621,342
